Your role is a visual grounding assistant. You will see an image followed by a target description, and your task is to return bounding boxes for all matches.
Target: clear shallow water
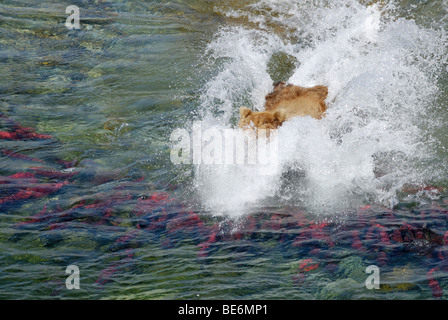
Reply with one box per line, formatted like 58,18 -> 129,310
1,0 -> 448,299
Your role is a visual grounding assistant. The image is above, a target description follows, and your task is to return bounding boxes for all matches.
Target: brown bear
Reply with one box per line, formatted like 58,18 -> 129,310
238,107 -> 287,131
238,82 -> 328,131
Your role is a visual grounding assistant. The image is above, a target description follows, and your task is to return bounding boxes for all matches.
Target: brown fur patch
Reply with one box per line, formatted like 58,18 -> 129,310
238,107 -> 286,130
238,83 -> 328,131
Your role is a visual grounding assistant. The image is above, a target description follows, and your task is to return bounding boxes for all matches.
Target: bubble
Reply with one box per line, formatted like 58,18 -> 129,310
193,0 -> 447,216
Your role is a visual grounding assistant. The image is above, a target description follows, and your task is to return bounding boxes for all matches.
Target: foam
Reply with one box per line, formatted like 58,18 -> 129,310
192,0 -> 447,216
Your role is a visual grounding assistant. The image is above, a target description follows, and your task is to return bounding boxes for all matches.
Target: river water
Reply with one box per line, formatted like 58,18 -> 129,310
1,0 -> 448,299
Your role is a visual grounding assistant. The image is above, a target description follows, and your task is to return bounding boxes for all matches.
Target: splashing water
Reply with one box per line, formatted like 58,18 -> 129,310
192,0 -> 448,216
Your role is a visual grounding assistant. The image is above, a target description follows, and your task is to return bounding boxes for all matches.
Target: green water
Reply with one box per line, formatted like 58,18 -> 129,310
1,0 -> 218,178
1,0 -> 448,300
0,0 -> 218,299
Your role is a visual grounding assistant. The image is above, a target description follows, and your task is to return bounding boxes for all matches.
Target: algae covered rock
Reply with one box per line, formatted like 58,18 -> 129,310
266,52 -> 298,84
379,266 -> 418,292
317,278 -> 360,300
336,255 -> 366,281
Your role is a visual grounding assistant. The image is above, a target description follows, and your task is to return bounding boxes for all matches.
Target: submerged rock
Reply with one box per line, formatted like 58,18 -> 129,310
266,52 -> 298,84
379,266 -> 418,292
317,278 -> 360,300
336,255 -> 366,281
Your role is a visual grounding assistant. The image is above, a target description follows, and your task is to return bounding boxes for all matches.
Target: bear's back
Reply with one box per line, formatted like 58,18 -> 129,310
264,84 -> 328,120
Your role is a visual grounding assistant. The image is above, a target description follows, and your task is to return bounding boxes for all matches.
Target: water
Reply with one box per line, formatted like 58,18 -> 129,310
196,0 -> 448,215
1,0 -> 448,299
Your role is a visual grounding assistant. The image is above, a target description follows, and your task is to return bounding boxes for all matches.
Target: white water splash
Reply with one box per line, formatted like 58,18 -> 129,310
193,0 -> 447,216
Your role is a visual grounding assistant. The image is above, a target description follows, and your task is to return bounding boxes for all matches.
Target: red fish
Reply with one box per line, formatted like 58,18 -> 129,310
0,127 -> 52,140
197,224 -> 219,257
351,230 -> 365,251
2,149 -> 43,163
0,114 -> 52,140
14,205 -> 48,227
0,172 -> 38,184
0,181 -> 68,205
427,267 -> 443,298
29,167 -> 79,180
